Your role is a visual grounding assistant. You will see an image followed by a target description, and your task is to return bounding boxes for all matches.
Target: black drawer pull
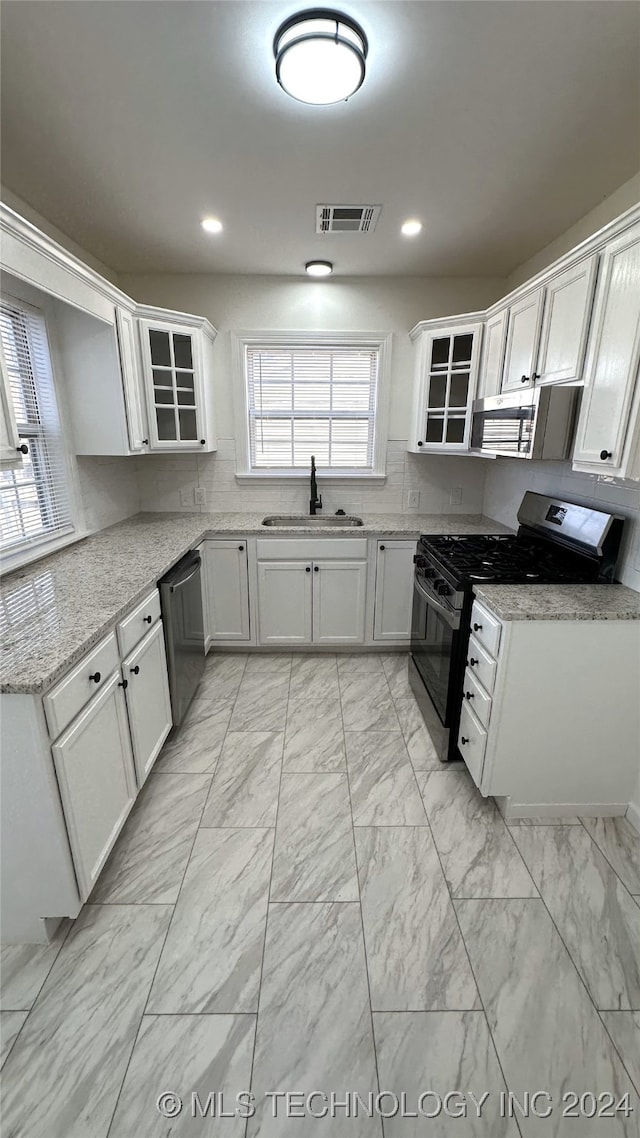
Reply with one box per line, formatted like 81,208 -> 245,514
118,679 -> 128,690
380,544 -> 385,551
89,671 -> 101,683
520,375 -> 529,384
238,545 -> 244,551
468,658 -> 478,667
305,566 -> 311,572
417,440 -> 423,447
473,623 -> 482,632
465,691 -> 474,700
16,443 -> 29,455
314,565 -> 319,572
130,665 -> 140,675
600,450 -> 612,461
460,736 -> 469,745
143,615 -> 152,624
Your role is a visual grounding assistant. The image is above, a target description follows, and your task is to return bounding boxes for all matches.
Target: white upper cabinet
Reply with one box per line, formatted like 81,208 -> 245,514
477,310 -> 507,400
572,222 -> 640,478
501,256 -> 597,393
408,322 -> 482,452
501,287 -> 545,391
0,337 -> 24,467
115,306 -> 149,453
138,314 -> 217,453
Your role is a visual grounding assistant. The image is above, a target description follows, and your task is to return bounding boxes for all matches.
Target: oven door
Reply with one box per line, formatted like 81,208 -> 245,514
410,574 -> 462,725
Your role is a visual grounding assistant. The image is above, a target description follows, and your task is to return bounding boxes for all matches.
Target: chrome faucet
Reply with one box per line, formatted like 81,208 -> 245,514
309,455 -> 322,515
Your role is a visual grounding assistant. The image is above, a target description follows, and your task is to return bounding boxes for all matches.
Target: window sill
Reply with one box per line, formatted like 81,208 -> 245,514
0,527 -> 87,577
235,471 -> 387,484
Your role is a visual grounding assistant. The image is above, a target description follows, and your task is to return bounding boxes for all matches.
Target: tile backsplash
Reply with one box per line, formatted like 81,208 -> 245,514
482,458 -> 640,591
135,441 -> 488,518
77,456 -> 142,533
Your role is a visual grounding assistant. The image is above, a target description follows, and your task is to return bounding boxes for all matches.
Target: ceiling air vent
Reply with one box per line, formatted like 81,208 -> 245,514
316,205 -> 382,234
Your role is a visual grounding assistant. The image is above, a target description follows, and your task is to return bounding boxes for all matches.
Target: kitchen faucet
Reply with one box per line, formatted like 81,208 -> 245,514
309,455 -> 322,515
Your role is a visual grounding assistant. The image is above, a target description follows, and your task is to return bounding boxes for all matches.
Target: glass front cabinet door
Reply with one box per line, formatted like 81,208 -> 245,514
138,316 -> 216,452
409,322 -> 482,452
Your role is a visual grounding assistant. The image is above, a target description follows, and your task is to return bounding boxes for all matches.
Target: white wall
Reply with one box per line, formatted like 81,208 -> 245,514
483,459 -> 640,592
123,272 -> 504,516
76,456 -> 142,533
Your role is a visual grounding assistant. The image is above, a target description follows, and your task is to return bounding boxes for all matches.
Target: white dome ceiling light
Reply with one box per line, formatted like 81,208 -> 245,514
201,217 -> 223,234
305,260 -> 333,276
274,10 -> 368,106
401,219 -> 423,237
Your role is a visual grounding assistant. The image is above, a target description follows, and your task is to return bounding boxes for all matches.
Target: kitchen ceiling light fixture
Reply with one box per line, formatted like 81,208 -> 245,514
401,219 -> 423,237
274,9 -> 368,105
305,260 -> 333,276
201,217 -> 223,234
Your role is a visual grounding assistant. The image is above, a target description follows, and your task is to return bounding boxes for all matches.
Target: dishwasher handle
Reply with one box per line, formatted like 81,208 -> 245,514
167,555 -> 201,593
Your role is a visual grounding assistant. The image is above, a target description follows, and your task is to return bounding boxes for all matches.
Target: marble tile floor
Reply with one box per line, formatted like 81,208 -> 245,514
1,651 -> 640,1137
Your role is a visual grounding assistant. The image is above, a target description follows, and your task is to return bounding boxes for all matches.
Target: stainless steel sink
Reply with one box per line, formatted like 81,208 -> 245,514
262,515 -> 364,528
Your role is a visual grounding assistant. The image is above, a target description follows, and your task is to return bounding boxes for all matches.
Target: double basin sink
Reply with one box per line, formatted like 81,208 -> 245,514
262,515 -> 363,528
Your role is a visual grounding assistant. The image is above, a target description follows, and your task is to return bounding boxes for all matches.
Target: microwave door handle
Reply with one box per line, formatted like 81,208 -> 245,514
414,577 -> 461,630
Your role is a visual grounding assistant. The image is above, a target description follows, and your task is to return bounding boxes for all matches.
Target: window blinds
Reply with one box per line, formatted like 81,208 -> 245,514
246,344 -> 379,469
0,298 -> 74,554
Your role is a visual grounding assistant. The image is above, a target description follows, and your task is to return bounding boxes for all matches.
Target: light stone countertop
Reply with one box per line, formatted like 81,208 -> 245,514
1,510 -> 512,695
474,583 -> 640,622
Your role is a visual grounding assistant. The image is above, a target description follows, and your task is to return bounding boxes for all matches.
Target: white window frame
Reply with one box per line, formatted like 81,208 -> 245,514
232,329 -> 392,480
0,287 -> 84,574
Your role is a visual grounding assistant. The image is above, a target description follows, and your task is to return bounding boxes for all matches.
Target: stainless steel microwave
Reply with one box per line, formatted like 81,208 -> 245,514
470,387 -> 580,460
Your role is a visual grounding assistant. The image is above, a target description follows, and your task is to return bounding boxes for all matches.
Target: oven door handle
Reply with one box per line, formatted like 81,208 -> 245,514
414,576 -> 461,630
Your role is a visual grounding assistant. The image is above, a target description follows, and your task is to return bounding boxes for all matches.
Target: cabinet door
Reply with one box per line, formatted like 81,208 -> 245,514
536,255 -> 597,385
477,311 -> 507,400
573,224 -> 640,472
312,560 -> 367,644
416,324 -> 482,451
501,288 -> 544,391
0,338 -> 22,467
373,540 -> 416,641
139,321 -> 205,451
51,672 -> 137,899
203,540 -> 250,642
115,307 -> 148,452
257,561 -> 312,644
123,622 -> 172,787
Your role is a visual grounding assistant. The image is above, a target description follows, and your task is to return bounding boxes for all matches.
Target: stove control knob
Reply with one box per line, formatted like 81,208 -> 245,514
413,555 -> 427,568
435,581 -> 450,596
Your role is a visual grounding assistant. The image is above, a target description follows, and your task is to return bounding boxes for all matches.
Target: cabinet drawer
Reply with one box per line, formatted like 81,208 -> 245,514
462,666 -> 492,729
466,633 -> 497,695
256,538 -> 367,560
44,632 -> 120,740
117,589 -> 161,657
458,700 -> 487,787
470,600 -> 501,659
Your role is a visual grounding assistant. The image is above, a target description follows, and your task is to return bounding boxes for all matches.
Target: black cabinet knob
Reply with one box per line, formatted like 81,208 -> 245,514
16,443 -> 29,454
89,672 -> 101,683
473,623 -> 482,632
417,440 -> 423,447
118,679 -> 128,690
130,665 -> 140,675
143,615 -> 152,624
531,372 -> 540,382
468,658 -> 478,667
521,375 -> 529,384
200,439 -> 206,445
600,450 -> 612,461
314,565 -> 319,572
142,438 -> 149,446
465,691 -> 474,700
460,736 -> 469,745
305,566 -> 311,572
380,544 -> 385,551
238,545 -> 244,552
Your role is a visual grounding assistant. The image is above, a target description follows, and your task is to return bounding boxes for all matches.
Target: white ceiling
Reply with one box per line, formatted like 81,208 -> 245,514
1,1 -> 639,277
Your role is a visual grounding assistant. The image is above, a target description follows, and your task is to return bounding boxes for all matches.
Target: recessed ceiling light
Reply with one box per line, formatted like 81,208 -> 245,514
401,219 -> 422,237
274,10 -> 368,105
305,260 -> 333,277
201,217 -> 223,234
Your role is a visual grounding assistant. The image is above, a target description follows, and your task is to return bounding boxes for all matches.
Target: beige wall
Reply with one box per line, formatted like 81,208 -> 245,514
506,171 -> 640,291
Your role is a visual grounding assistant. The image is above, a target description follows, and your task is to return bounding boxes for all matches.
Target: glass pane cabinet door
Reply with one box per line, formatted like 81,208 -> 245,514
146,328 -> 200,446
420,327 -> 478,450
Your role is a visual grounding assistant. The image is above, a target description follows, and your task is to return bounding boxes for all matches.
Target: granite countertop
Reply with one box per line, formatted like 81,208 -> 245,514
1,510 -> 511,695
474,583 -> 640,622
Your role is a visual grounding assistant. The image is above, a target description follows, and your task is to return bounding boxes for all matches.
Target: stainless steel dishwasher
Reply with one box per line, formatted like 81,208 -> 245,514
159,550 -> 205,726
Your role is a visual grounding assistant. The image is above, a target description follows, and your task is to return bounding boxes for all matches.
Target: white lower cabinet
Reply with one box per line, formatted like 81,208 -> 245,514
257,560 -> 313,644
457,700 -> 487,786
51,673 -> 137,898
203,539 -> 250,643
312,560 -> 367,644
123,622 -> 172,786
373,540 -> 416,641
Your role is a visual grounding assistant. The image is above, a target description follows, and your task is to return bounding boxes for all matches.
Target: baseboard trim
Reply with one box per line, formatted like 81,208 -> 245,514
626,800 -> 640,834
495,797 -> 628,821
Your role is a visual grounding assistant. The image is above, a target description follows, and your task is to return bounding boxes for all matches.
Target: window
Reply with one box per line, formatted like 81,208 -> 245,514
0,296 -> 74,557
236,332 -> 391,476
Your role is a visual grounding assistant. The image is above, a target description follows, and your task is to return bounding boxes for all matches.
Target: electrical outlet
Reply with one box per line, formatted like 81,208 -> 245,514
194,487 -> 206,505
449,486 -> 463,506
407,490 -> 420,509
179,489 -> 193,507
